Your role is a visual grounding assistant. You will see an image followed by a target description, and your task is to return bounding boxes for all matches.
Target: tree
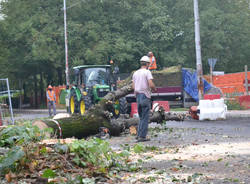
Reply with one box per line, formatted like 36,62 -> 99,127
0,0 -> 249,107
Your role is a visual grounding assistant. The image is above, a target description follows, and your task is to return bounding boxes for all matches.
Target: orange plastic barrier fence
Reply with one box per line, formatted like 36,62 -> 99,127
204,72 -> 250,96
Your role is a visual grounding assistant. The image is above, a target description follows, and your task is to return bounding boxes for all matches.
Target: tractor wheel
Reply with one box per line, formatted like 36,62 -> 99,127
113,97 -> 128,118
69,90 -> 79,114
79,95 -> 92,115
119,97 -> 128,114
113,100 -> 120,118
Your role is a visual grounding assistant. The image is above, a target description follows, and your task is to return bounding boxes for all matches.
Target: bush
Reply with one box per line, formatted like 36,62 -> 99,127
225,99 -> 245,110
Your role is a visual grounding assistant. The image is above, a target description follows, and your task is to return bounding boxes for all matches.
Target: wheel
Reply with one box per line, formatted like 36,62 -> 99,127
113,97 -> 128,118
113,100 -> 120,118
79,95 -> 92,115
69,90 -> 79,114
119,97 -> 128,114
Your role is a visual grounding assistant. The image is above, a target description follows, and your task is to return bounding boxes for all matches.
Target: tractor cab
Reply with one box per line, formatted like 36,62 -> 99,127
73,65 -> 115,103
66,65 -> 123,116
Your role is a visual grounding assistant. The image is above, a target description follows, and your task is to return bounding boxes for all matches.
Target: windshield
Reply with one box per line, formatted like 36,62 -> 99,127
83,68 -> 110,86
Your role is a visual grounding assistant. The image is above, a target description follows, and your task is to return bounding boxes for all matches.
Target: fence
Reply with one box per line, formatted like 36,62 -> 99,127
204,71 -> 250,97
0,78 -> 14,125
204,66 -> 250,109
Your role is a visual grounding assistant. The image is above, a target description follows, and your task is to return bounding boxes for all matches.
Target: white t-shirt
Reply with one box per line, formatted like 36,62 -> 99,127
132,68 -> 153,98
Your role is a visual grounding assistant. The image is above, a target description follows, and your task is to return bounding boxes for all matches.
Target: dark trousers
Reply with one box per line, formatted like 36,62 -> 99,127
136,93 -> 151,138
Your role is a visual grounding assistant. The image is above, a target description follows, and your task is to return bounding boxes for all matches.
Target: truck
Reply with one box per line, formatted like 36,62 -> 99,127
123,65 -> 216,114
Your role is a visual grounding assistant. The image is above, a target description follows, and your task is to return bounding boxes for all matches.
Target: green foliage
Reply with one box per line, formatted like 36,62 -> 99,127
226,99 -> 245,110
0,90 -> 24,101
133,143 -> 146,154
0,146 -> 25,174
69,138 -> 124,174
53,143 -> 69,154
61,175 -> 95,184
0,0 -> 249,101
42,169 -> 56,179
0,123 -> 52,175
0,122 -> 52,147
139,176 -> 157,183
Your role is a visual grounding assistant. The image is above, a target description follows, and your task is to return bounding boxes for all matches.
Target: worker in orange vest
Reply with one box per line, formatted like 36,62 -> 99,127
46,85 -> 56,116
148,51 -> 157,71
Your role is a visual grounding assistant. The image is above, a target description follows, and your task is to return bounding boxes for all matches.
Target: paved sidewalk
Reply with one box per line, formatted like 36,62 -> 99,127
226,109 -> 250,118
174,109 -> 250,119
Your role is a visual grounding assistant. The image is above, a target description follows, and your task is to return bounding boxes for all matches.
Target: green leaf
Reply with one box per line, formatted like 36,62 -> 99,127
217,158 -> 223,162
42,169 -> 56,179
81,178 -> 95,184
119,150 -> 130,158
0,146 -> 25,173
133,143 -> 145,154
53,143 -> 69,154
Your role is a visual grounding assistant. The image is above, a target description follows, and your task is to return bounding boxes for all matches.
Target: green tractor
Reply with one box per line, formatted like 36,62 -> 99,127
65,65 -> 127,117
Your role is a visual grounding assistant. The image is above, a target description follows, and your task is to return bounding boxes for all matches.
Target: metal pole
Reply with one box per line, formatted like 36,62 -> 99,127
6,78 -> 14,124
193,0 -> 204,100
245,65 -> 248,95
64,0 -> 69,86
210,65 -> 213,85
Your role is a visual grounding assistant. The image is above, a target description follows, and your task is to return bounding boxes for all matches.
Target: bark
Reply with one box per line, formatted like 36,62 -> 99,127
33,106 -> 186,139
33,84 -> 134,138
34,75 -> 38,108
32,83 -> 186,139
40,72 -> 44,106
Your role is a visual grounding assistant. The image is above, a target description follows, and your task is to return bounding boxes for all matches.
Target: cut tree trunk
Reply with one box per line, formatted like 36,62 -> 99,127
33,84 -> 186,139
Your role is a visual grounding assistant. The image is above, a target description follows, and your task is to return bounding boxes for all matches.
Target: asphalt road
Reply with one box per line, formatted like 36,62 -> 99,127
12,109 -> 67,121
108,118 -> 250,183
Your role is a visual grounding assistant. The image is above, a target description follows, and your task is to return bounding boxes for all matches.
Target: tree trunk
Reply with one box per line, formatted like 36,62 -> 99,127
40,72 -> 44,106
34,75 -> 38,108
33,84 -> 186,138
57,67 -> 63,85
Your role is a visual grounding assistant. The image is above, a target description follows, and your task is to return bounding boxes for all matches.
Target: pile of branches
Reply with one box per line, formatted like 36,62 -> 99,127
0,123 -> 133,183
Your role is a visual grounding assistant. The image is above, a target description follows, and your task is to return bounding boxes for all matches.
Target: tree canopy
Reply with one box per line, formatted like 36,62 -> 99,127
0,0 -> 249,105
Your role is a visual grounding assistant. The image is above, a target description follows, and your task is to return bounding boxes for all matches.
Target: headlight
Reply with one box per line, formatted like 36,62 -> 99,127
99,89 -> 104,92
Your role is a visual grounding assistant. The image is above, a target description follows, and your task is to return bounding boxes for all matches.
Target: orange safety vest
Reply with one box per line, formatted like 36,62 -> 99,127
149,56 -> 157,70
47,90 -> 56,101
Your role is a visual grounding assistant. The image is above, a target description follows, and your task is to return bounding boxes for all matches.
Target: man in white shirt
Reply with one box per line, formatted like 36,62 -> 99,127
132,56 -> 156,142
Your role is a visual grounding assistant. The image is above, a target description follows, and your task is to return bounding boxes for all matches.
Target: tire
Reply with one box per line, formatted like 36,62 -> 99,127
113,100 -> 120,118
112,97 -> 128,118
79,95 -> 92,115
119,97 -> 128,114
69,90 -> 79,114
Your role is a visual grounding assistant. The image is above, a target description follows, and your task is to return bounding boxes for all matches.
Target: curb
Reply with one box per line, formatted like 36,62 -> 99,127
170,110 -> 250,119
226,111 -> 250,118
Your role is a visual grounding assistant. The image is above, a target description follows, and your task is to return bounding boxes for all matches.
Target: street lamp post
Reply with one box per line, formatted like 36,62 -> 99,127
63,0 -> 69,86
193,0 -> 204,100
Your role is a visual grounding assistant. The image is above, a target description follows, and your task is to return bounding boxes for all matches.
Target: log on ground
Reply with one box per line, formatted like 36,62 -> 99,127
33,106 -> 186,139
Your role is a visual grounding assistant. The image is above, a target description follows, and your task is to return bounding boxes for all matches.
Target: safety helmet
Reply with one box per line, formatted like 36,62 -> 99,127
148,52 -> 153,57
48,85 -> 52,89
140,56 -> 150,63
